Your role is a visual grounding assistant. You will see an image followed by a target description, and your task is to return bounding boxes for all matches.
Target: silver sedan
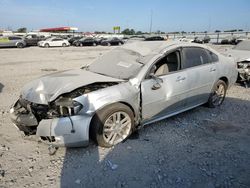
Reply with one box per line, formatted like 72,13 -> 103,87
10,41 -> 238,147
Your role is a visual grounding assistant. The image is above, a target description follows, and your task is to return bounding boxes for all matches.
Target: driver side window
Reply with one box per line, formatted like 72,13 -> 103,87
149,51 -> 180,77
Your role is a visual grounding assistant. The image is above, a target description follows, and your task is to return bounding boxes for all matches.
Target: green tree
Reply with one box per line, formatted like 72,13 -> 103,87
130,29 -> 135,35
121,28 -> 131,35
136,31 -> 143,35
17,27 -> 27,33
121,28 -> 136,35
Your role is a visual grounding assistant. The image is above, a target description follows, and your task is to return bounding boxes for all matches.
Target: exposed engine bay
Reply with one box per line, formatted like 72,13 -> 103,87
237,61 -> 250,87
10,82 -> 118,135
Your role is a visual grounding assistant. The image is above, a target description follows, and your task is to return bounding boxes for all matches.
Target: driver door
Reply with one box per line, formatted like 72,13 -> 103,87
141,50 -> 190,122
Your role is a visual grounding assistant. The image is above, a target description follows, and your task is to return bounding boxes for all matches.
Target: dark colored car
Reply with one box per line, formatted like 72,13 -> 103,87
24,35 -> 45,46
193,36 -> 210,44
221,36 -> 237,45
145,36 -> 165,41
100,37 -> 124,46
68,36 -> 83,45
74,38 -> 99,46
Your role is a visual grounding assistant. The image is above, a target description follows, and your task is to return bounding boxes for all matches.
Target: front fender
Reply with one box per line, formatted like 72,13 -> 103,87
74,82 -> 140,121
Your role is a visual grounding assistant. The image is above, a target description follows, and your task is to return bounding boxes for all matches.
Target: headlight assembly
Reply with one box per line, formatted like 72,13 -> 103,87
55,97 -> 83,116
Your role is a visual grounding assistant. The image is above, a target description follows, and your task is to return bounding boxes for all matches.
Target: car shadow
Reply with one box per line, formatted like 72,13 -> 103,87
60,97 -> 250,187
0,82 -> 4,93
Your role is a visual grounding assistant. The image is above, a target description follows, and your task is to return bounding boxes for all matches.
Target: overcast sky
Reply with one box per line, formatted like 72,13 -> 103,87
0,0 -> 250,32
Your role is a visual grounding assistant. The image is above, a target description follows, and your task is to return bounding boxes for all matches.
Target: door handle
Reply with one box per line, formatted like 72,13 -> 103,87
176,76 -> 186,82
209,68 -> 216,72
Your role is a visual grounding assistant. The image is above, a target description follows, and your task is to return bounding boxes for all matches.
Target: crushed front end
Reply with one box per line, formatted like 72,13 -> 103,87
10,97 -> 91,147
237,61 -> 250,87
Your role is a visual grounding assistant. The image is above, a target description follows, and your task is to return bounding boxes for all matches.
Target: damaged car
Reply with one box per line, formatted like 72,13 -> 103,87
10,41 -> 237,148
225,40 -> 250,87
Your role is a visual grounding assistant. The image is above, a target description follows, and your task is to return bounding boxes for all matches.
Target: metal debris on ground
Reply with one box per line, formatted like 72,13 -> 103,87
106,160 -> 118,170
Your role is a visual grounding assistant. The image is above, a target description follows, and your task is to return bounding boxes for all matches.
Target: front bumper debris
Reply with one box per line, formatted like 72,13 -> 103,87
10,99 -> 92,147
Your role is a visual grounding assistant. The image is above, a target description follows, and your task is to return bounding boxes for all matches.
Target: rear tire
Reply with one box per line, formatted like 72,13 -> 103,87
17,43 -> 24,48
207,80 -> 227,108
90,103 -> 134,147
62,43 -> 66,47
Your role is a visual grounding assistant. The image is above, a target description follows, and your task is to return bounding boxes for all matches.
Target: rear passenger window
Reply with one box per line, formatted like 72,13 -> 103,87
207,50 -> 219,62
52,38 -> 62,41
183,47 -> 210,68
9,37 -> 21,40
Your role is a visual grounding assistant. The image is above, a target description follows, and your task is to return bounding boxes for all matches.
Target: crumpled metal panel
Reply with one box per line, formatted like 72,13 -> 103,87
36,115 -> 92,147
21,69 -> 123,104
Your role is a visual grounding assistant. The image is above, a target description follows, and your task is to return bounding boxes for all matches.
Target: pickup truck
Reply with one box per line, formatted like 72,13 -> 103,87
24,34 -> 45,46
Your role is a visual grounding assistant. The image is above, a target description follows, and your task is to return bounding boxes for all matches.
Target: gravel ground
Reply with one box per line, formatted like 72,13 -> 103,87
0,45 -> 249,188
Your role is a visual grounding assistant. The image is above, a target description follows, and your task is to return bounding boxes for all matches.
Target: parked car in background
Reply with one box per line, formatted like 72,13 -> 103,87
126,35 -> 146,43
193,36 -> 210,44
74,37 -> 99,46
24,34 -> 45,46
145,36 -> 165,41
225,40 -> 250,87
100,37 -> 124,46
221,36 -> 237,45
68,36 -> 83,45
178,37 -> 194,43
38,37 -> 70,48
10,41 -> 237,148
0,36 -> 26,48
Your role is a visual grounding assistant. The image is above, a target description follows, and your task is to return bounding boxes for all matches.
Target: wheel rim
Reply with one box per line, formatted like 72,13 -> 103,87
103,111 -> 131,145
211,83 -> 225,106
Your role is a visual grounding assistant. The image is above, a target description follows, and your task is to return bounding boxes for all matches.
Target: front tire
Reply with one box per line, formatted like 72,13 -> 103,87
207,80 -> 227,108
44,43 -> 49,48
90,103 -> 134,147
62,43 -> 66,47
17,43 -> 24,48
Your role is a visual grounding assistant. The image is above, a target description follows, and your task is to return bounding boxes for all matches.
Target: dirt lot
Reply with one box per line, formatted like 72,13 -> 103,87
0,45 -> 250,188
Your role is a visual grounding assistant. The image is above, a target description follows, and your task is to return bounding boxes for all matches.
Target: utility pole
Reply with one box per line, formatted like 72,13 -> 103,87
149,9 -> 153,34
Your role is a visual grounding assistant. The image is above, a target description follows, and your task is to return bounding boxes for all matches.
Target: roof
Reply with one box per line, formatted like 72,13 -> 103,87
121,41 -> 207,56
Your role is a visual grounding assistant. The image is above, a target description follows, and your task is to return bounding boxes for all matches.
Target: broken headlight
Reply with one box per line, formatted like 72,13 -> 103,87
55,97 -> 83,116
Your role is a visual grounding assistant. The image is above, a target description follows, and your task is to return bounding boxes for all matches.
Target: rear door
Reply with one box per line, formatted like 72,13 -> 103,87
181,47 -> 217,107
8,36 -> 19,47
51,38 -> 62,46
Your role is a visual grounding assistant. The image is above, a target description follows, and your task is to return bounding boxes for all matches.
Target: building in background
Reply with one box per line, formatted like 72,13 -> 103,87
40,26 -> 78,33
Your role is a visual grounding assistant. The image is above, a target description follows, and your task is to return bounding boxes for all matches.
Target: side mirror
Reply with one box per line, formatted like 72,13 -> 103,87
152,82 -> 161,90
149,73 -> 163,90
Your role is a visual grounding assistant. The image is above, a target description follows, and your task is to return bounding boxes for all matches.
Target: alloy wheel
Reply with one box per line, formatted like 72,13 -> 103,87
103,111 -> 132,145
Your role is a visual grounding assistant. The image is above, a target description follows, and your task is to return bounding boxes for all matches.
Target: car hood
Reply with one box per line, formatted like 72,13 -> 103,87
224,49 -> 250,62
21,69 -> 123,104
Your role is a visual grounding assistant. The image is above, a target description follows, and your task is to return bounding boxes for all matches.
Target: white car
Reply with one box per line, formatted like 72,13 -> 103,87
38,37 -> 70,48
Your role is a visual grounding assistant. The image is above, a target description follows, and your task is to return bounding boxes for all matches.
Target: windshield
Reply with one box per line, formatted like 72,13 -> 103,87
86,48 -> 144,80
45,37 -> 52,41
233,40 -> 250,51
